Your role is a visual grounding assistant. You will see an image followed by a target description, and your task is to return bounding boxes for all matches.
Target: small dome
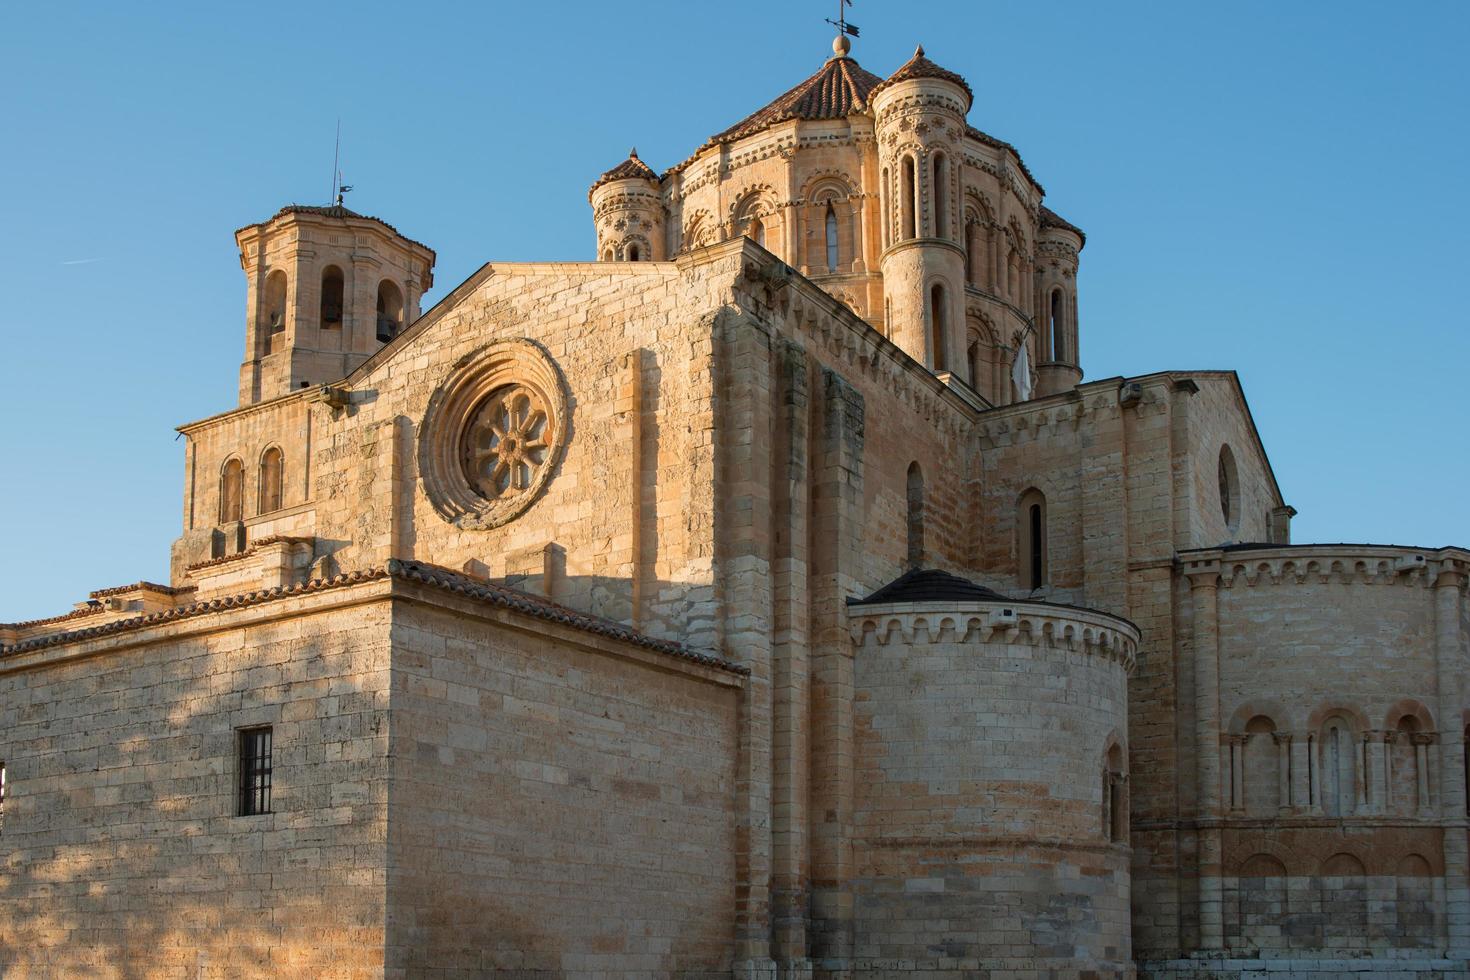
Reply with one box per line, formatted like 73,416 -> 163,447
869,44 -> 974,109
588,149 -> 660,199
849,567 -> 1010,605
1039,205 -> 1086,246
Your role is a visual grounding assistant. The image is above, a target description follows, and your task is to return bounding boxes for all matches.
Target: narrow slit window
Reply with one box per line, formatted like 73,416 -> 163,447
238,727 -> 273,817
901,157 -> 916,240
0,761 -> 7,833
825,203 -> 839,272
1029,503 -> 1043,589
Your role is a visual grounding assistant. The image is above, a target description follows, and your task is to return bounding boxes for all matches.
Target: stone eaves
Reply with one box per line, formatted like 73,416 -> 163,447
0,560 -> 747,677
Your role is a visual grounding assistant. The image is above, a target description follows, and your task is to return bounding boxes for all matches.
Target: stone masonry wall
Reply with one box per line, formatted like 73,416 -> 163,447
847,601 -> 1137,976
383,597 -> 742,977
0,588 -> 394,979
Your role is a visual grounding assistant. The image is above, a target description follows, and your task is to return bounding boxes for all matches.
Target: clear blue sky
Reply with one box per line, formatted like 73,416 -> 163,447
1,1 -> 1466,620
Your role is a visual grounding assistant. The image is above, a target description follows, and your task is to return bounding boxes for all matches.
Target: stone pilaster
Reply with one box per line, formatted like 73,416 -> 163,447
1186,559 -> 1224,951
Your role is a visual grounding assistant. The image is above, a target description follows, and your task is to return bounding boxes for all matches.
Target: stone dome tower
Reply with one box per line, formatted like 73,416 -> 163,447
1034,205 -> 1085,397
589,150 -> 664,262
870,46 -> 972,377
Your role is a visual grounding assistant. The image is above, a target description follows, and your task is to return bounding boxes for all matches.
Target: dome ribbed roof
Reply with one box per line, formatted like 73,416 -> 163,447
869,45 -> 973,109
667,56 -> 883,174
849,568 -> 1010,606
589,149 -> 660,198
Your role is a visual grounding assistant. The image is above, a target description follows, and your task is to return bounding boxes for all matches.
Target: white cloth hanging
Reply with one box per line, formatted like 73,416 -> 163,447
1011,335 -> 1033,402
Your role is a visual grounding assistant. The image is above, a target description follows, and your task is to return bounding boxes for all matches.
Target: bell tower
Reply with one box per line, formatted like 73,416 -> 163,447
234,204 -> 436,406
1034,206 -> 1085,397
871,46 -> 971,377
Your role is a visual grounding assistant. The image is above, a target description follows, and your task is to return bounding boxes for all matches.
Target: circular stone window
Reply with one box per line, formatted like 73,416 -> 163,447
419,338 -> 569,529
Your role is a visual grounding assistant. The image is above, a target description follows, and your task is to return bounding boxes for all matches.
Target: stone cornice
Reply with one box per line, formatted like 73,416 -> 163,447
848,599 -> 1138,672
1177,545 -> 1470,590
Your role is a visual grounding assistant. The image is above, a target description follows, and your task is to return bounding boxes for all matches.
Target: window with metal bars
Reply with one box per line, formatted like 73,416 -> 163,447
237,728 -> 272,816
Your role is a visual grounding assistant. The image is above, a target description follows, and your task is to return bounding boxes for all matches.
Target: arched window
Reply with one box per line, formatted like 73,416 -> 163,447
262,269 -> 288,335
880,167 -> 890,248
603,247 -> 614,261
1320,716 -> 1358,817
967,337 -> 982,392
1218,445 -> 1238,529
1391,716 -> 1427,813
376,280 -> 404,343
1006,251 -> 1019,300
1104,744 -> 1126,842
320,266 -> 344,328
220,458 -> 244,524
749,216 -> 765,248
628,243 -> 641,262
965,218 -> 980,285
825,202 -> 839,273
929,283 -> 948,372
906,462 -> 924,567
1050,289 -> 1066,362
932,153 -> 948,239
1019,488 -> 1047,590
901,156 -> 917,240
1243,715 -> 1281,815
258,447 -> 283,514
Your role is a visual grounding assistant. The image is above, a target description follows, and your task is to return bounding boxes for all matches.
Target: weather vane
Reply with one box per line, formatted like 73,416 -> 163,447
825,0 -> 859,40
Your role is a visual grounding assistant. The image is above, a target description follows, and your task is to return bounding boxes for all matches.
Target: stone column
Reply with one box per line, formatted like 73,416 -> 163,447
1380,732 -> 1395,813
1187,561 -> 1225,950
1433,563 -> 1469,952
808,369 -> 865,969
1354,735 -> 1369,811
1274,732 -> 1293,810
849,197 -> 866,274
1415,734 -> 1435,814
1228,736 -> 1246,813
1307,733 -> 1322,813
717,309 -> 777,978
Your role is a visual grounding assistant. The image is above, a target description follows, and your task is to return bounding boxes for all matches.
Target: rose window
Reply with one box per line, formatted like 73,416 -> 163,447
418,338 -> 567,530
461,386 -> 550,500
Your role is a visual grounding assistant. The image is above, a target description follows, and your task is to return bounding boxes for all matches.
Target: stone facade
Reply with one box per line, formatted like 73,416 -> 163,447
2,36 -> 1467,980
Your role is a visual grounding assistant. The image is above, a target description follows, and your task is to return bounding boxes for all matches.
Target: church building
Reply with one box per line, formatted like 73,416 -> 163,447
2,35 -> 1467,980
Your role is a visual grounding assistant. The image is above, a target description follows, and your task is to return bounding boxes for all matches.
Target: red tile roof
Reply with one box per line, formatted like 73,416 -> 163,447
869,45 -> 973,109
1,559 -> 748,677
588,149 -> 661,199
235,204 -> 433,255
667,56 -> 884,175
1039,205 -> 1086,245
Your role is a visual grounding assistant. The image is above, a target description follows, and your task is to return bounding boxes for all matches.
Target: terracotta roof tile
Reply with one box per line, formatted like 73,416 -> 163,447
965,125 -> 1043,193
869,45 -> 973,109
235,204 -> 433,255
1,559 -> 748,677
849,567 -> 1009,605
588,150 -> 661,199
1039,204 -> 1085,245
667,56 -> 884,175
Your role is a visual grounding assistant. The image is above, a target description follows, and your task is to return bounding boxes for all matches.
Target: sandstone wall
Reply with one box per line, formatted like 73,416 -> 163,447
847,600 -> 1137,976
382,598 -> 742,977
0,589 -> 394,979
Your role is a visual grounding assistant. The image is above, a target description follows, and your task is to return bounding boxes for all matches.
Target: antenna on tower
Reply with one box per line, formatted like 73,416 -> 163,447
329,118 -> 354,207
330,119 -> 341,206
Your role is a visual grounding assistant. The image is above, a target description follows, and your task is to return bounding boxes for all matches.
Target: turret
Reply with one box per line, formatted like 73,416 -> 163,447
870,45 -> 972,377
589,150 -> 664,261
1034,206 -> 1084,397
234,204 -> 435,406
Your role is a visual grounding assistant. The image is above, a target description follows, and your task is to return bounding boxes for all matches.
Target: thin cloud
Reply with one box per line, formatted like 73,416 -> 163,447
60,258 -> 103,266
